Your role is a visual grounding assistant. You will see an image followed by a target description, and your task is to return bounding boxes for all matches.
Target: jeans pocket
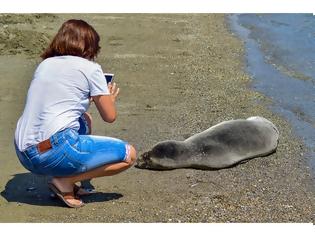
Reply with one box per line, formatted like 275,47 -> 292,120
45,153 -> 85,176
31,146 -> 64,169
37,148 -> 85,176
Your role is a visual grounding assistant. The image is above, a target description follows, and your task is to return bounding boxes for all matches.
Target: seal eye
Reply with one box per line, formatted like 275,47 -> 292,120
165,144 -> 178,157
153,142 -> 178,158
152,145 -> 166,158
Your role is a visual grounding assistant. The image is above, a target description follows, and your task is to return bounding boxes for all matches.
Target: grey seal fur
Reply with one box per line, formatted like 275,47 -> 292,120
136,116 -> 279,170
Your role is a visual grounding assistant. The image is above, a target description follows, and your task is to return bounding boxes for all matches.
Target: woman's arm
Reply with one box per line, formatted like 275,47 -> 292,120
92,82 -> 120,123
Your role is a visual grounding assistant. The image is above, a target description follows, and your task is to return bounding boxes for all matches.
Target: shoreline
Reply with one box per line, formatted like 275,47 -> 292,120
0,14 -> 313,222
227,14 -> 315,177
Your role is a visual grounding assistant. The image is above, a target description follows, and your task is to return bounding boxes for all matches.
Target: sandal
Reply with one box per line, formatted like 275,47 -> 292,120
73,184 -> 96,196
50,184 -> 96,198
48,183 -> 84,208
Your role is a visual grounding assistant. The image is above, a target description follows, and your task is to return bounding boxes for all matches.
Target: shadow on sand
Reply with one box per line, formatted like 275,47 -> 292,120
0,172 -> 123,207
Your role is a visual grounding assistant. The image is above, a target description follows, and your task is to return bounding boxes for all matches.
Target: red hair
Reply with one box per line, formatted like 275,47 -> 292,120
41,19 -> 100,60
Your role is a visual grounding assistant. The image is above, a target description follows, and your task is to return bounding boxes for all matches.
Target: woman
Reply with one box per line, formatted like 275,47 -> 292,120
14,19 -> 137,208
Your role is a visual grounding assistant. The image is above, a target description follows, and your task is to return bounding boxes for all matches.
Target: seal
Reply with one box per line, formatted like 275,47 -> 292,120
135,116 -> 279,170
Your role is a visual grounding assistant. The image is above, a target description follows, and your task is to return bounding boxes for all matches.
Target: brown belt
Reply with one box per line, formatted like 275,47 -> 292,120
37,139 -> 52,153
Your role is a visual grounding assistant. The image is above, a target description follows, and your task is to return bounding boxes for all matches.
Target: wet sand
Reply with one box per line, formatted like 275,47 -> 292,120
0,14 -> 313,222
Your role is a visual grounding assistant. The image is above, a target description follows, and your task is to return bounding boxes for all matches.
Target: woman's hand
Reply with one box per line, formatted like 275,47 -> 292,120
108,82 -> 120,102
92,82 -> 120,123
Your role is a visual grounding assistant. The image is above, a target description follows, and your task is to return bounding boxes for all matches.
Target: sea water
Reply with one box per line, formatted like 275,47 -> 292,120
228,14 -> 315,172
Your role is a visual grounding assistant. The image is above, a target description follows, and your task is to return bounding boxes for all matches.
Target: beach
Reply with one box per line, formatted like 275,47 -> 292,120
0,14 -> 313,222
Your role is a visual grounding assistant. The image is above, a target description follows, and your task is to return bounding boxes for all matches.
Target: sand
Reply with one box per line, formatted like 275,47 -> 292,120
0,14 -> 313,222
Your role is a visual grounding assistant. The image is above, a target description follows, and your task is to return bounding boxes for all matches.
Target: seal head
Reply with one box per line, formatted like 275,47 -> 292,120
136,140 -> 190,170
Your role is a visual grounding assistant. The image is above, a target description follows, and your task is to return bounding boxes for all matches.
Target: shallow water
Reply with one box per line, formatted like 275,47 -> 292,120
228,14 -> 315,172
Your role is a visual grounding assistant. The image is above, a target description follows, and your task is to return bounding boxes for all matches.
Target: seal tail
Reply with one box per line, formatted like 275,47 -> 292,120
247,116 -> 279,135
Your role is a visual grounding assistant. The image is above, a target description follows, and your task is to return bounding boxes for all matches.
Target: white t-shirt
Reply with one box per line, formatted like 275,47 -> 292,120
15,56 -> 110,151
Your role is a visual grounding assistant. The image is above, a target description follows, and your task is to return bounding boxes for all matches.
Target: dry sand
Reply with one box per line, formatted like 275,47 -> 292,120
0,14 -> 313,222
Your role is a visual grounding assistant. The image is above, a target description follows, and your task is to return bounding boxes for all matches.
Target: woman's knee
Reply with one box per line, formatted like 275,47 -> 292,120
126,145 -> 137,165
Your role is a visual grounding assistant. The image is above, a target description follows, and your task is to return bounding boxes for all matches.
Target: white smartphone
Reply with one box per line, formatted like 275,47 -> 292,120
104,73 -> 115,84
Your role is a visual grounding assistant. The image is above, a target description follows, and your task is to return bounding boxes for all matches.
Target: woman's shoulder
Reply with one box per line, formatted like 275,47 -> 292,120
41,55 -> 102,72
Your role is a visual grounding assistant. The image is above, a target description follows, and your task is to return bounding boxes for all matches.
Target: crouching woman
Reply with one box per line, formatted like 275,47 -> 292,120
14,19 -> 136,208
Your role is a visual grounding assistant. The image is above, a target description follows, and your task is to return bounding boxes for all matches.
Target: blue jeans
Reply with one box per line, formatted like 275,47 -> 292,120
14,127 -> 130,177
